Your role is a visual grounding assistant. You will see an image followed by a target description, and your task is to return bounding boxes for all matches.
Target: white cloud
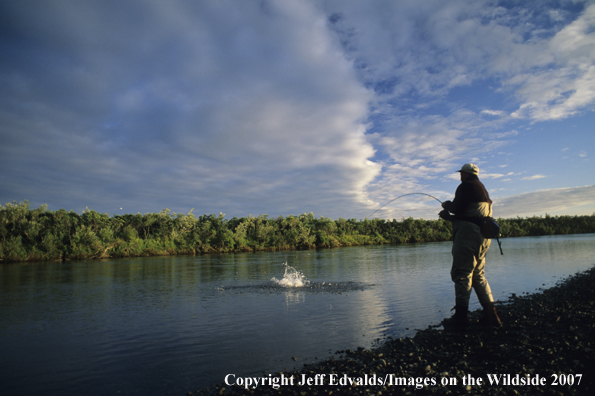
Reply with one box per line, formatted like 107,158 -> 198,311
521,174 -> 547,180
482,173 -> 506,179
490,130 -> 519,139
509,4 -> 595,121
494,185 -> 595,218
481,110 -> 507,117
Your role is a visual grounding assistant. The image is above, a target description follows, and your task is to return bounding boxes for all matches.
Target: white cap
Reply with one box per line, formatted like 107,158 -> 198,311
457,163 -> 479,175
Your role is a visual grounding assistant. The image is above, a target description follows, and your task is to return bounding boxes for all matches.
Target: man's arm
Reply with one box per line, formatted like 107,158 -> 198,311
443,183 -> 473,215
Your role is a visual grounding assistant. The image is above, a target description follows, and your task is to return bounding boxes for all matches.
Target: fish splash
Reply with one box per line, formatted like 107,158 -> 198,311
271,263 -> 310,287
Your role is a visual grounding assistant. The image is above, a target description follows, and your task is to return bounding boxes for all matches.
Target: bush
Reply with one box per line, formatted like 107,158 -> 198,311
2,200 -> 594,263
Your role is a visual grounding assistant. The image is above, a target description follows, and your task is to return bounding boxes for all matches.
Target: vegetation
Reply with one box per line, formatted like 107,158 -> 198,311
2,200 -> 595,263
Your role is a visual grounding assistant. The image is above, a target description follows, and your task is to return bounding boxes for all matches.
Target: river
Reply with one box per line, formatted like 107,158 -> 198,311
1,233 -> 594,395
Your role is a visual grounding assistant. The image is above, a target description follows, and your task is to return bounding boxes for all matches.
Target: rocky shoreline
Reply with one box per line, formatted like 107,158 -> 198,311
191,267 -> 594,395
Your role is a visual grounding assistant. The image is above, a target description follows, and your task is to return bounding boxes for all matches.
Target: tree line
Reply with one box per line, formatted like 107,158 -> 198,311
1,200 -> 594,263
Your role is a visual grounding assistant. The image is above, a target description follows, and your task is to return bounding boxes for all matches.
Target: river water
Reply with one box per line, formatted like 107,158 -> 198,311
1,234 -> 594,395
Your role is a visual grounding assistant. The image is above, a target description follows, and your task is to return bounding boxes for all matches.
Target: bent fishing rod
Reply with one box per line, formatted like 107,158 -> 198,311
369,192 -> 443,218
369,192 -> 504,255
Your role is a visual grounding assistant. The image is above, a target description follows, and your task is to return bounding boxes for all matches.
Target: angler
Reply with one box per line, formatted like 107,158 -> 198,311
439,163 -> 502,329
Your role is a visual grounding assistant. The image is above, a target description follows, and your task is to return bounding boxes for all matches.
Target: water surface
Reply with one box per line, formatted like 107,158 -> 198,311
1,234 -> 594,395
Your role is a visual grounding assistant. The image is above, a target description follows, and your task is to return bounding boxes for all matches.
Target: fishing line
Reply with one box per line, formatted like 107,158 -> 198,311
369,192 -> 443,218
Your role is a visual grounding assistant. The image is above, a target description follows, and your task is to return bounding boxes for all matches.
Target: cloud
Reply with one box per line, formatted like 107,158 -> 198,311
0,0 -> 379,217
1,0 -> 593,220
324,0 -> 497,98
494,185 -> 595,218
508,3 -> 595,121
370,185 -> 595,221
482,173 -> 507,179
521,174 -> 547,181
489,130 -> 519,139
323,0 -> 594,206
481,110 -> 507,117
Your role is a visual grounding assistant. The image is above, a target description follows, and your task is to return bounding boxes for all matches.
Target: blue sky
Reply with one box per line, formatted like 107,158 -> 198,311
1,0 -> 594,220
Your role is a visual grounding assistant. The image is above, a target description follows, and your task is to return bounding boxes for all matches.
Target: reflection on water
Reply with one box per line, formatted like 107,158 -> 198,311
283,290 -> 306,306
1,234 -> 594,396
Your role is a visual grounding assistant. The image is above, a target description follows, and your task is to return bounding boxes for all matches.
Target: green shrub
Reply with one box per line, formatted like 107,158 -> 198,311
2,200 -> 594,263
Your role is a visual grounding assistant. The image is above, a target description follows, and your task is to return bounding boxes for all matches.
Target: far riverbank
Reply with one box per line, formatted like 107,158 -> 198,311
192,266 -> 594,395
3,201 -> 595,263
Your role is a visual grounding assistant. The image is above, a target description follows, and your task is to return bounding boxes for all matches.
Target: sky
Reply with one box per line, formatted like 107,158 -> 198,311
1,0 -> 594,220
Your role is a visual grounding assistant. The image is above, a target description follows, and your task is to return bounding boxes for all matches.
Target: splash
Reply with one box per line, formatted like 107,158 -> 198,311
271,263 -> 310,287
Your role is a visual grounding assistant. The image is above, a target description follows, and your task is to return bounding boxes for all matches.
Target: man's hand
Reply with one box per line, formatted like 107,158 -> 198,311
441,200 -> 454,212
439,209 -> 454,221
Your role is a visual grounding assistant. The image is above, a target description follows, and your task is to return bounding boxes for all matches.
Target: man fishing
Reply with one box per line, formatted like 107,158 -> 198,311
439,163 -> 502,329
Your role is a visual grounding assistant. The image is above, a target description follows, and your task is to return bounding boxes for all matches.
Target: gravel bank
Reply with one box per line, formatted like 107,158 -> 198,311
191,267 -> 595,396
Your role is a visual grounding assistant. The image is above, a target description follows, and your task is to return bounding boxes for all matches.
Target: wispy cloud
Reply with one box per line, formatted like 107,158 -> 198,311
522,174 -> 548,181
508,4 -> 595,121
325,0 -> 595,214
481,110 -> 507,117
494,185 -> 595,218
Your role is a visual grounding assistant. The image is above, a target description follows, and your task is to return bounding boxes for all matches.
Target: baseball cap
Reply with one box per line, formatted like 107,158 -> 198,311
457,163 -> 479,175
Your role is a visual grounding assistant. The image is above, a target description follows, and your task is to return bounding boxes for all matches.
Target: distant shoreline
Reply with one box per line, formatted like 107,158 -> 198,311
2,201 -> 595,264
192,266 -> 595,395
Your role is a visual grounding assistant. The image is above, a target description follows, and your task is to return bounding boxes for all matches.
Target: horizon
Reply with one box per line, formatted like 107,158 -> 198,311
5,198 -> 594,222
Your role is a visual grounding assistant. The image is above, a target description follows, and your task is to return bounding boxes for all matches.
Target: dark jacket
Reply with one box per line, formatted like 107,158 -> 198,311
444,175 -> 492,218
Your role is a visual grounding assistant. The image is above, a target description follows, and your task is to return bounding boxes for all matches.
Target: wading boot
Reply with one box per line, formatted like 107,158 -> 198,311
442,305 -> 468,330
480,302 -> 502,327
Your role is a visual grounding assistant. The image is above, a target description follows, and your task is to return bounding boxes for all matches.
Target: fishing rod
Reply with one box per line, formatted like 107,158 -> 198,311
369,192 -> 504,255
369,192 -> 443,218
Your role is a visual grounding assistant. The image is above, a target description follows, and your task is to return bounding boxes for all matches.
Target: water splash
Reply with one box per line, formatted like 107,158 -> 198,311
271,263 -> 310,287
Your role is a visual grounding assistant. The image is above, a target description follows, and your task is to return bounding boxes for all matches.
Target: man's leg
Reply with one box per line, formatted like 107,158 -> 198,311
472,238 -> 502,327
447,222 -> 481,328
451,222 -> 481,308
472,237 -> 493,306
